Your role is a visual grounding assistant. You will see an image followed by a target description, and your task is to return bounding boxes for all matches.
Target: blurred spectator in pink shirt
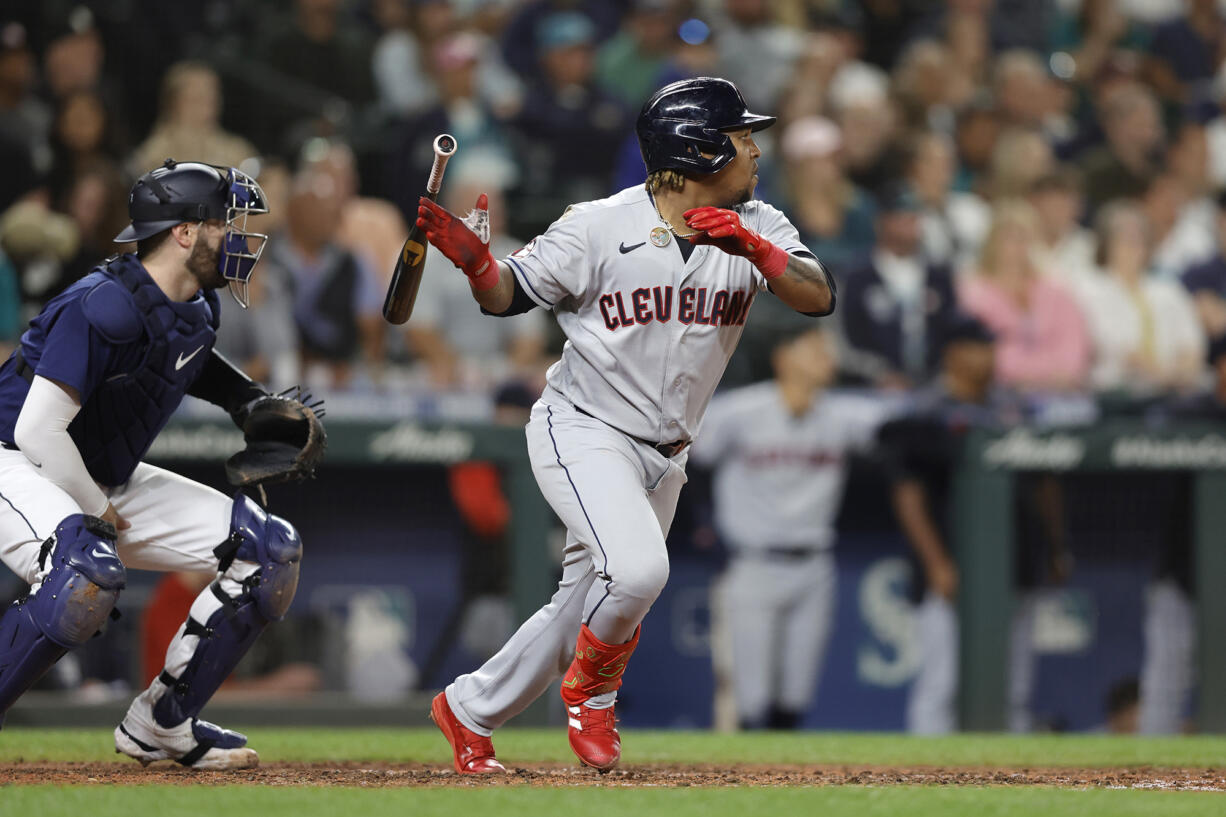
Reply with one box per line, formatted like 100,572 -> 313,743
959,201 -> 1091,393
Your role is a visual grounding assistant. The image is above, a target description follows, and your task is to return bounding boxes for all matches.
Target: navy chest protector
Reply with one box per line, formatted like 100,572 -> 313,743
72,256 -> 219,486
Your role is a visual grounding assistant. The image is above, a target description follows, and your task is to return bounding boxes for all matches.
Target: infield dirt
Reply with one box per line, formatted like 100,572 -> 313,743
2,762 -> 1223,790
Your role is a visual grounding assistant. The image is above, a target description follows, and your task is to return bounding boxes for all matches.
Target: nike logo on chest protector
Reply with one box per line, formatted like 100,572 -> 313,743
175,345 -> 204,371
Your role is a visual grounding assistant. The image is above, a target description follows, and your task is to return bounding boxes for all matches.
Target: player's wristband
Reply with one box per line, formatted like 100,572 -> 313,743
466,253 -> 501,291
752,241 -> 789,280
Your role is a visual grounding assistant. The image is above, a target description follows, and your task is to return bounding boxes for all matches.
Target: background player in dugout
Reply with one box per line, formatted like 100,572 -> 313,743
414,77 -> 835,773
692,326 -> 895,731
876,316 -> 1071,733
0,160 -> 308,770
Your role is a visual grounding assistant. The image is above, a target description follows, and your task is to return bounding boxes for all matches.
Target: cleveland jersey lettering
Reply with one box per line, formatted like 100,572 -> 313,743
598,286 -> 755,330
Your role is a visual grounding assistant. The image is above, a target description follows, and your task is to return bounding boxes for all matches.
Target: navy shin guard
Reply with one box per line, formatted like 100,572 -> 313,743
0,516 -> 124,725
152,493 -> 301,729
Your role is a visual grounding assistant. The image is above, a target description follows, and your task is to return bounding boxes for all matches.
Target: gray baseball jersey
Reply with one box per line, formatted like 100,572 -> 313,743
504,185 -> 810,443
691,384 -> 892,551
444,186 -> 818,735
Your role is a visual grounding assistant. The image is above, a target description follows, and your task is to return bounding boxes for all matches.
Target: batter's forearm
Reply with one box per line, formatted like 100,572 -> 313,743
767,255 -> 835,316
469,260 -> 515,314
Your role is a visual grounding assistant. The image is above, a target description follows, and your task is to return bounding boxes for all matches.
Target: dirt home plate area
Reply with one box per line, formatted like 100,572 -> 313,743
3,762 -> 1224,790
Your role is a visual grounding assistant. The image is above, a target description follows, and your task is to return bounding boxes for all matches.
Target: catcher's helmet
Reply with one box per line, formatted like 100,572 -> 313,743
636,77 -> 776,176
115,159 -> 269,308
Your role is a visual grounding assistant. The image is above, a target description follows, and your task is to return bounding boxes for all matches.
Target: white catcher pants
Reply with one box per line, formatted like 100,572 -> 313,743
446,393 -> 687,734
0,449 -> 260,711
0,449 -> 232,586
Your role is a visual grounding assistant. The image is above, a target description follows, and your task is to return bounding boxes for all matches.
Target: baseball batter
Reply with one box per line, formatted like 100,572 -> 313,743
0,160 -> 318,769
416,77 -> 835,772
691,327 -> 894,730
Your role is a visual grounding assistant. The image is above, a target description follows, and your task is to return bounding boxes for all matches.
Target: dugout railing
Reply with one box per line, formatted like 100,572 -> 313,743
955,423 -> 1226,733
50,416 -> 1222,733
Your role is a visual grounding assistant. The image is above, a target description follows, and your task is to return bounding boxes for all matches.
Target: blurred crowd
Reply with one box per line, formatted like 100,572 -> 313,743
6,0 -> 1226,731
2,1 -> 1226,412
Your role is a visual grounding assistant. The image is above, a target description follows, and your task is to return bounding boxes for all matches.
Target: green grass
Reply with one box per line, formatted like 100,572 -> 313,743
2,727 -> 1225,768
2,785 -> 1224,817
4,729 -> 1224,817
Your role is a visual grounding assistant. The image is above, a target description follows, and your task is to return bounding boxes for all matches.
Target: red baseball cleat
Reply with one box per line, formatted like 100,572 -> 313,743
430,692 -> 507,774
567,702 -> 620,771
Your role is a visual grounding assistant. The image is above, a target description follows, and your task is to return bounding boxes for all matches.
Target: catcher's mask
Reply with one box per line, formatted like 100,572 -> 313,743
115,158 -> 270,308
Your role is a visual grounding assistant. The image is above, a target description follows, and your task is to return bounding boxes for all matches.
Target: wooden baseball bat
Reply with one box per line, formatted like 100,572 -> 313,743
382,133 -> 458,324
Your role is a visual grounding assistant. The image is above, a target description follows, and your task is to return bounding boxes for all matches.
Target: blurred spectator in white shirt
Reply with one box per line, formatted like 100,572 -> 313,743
1144,172 -> 1215,280
906,130 -> 989,274
1180,191 -> 1226,343
128,61 -> 258,179
1074,201 -> 1205,396
1027,168 -> 1096,286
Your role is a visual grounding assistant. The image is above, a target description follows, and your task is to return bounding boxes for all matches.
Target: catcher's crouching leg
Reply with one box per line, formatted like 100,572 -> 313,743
0,516 -> 125,728
115,492 -> 301,769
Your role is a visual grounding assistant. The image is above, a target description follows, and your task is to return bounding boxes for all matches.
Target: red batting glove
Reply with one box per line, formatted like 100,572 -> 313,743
683,206 -> 789,279
416,194 -> 500,291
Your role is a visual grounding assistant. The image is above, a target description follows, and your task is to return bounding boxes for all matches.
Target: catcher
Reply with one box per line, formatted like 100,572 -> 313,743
0,160 -> 325,769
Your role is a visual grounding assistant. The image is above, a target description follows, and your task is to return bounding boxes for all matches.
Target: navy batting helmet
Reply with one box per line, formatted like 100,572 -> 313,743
115,159 -> 269,307
636,77 -> 776,176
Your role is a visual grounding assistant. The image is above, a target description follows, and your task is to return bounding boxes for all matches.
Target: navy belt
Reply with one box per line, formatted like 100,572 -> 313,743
738,546 -> 827,559
573,405 -> 690,458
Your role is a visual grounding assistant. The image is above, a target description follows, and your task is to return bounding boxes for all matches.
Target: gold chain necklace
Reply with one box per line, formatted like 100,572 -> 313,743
650,194 -> 699,238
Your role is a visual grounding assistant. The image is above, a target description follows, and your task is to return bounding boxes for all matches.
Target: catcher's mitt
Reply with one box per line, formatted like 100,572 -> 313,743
225,388 -> 326,487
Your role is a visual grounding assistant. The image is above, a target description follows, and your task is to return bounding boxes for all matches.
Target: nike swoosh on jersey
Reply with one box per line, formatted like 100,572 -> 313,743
175,345 -> 205,371
618,241 -> 646,254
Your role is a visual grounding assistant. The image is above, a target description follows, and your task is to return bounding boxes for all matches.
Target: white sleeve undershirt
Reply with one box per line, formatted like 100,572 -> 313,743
13,375 -> 110,517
